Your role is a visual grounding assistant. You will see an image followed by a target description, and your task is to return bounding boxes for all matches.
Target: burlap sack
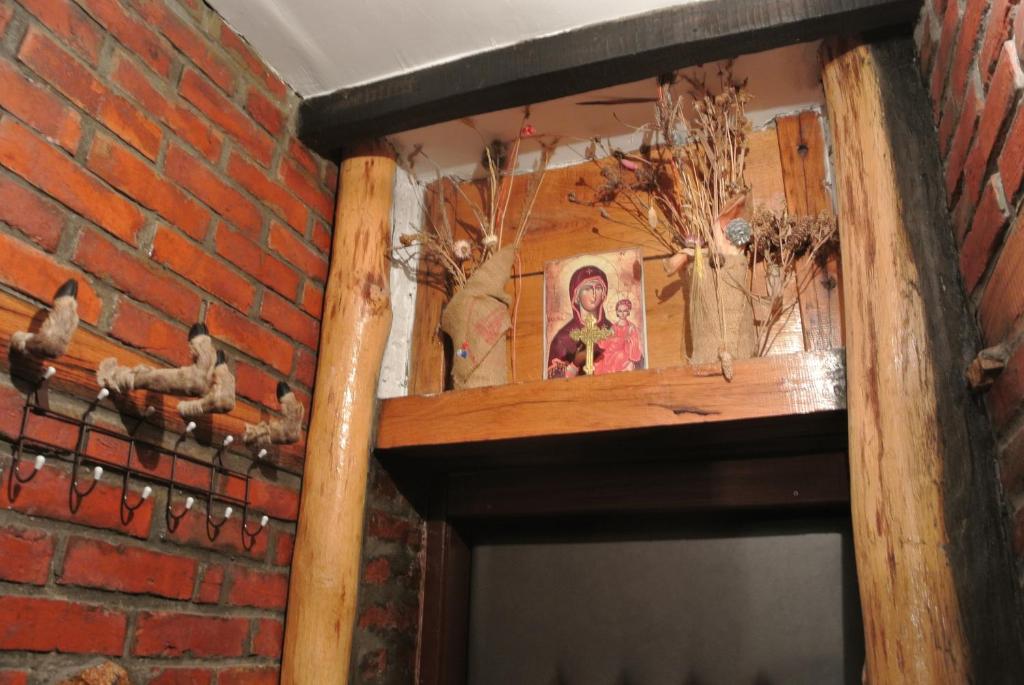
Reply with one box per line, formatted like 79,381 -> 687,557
440,247 -> 515,390
687,252 -> 756,374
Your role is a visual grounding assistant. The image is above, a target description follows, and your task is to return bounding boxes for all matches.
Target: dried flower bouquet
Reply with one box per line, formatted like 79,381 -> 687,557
400,116 -> 551,390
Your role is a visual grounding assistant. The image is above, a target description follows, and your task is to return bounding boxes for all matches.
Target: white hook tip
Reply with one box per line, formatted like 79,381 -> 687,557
141,486 -> 152,500
43,366 -> 56,380
257,448 -> 267,459
143,406 -> 156,417
222,435 -> 234,447
185,421 -> 196,434
92,466 -> 103,480
223,506 -> 233,519
260,515 -> 269,527
33,455 -> 46,471
96,388 -> 109,401
184,496 -> 195,510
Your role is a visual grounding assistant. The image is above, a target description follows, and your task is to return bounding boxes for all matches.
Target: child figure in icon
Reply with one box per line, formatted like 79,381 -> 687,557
544,248 -> 647,379
594,297 -> 644,374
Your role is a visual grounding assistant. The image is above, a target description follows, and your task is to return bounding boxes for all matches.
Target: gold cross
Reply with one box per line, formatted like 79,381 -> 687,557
570,314 -> 613,375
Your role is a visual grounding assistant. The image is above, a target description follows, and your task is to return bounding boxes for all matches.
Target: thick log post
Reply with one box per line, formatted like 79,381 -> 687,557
821,37 -> 1024,682
282,141 -> 396,684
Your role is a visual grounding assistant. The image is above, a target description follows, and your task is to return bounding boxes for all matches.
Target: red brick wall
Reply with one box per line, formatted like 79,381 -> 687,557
916,0 -> 1024,576
0,0 -> 336,681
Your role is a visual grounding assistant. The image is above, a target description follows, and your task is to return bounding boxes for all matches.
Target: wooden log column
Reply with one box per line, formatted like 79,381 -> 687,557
281,141 -> 396,684
821,37 -> 1024,682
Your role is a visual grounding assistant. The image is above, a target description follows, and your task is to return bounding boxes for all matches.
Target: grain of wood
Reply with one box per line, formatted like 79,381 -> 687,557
378,349 -> 845,449
822,37 -> 970,683
280,141 -> 396,685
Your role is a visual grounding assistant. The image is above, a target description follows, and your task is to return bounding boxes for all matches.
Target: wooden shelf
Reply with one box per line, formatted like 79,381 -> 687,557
377,350 -> 846,452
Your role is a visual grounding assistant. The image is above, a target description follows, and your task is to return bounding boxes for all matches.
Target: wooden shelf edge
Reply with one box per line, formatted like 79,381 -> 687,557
377,349 -> 846,450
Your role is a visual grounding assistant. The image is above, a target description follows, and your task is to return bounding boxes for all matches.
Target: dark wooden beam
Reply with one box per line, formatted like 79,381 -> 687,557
299,0 -> 921,157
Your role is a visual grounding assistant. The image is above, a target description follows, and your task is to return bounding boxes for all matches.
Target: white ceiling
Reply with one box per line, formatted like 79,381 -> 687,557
206,0 -> 698,97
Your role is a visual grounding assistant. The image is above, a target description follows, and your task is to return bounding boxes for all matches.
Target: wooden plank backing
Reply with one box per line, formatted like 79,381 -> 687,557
406,127 -> 818,389
0,291 -> 305,471
776,110 -> 844,350
378,349 -> 845,450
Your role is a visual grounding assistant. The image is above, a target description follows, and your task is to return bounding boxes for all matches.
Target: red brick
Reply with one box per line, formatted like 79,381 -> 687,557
111,54 -> 222,162
134,612 -> 248,657
931,0 -> 961,110
164,144 -> 263,237
219,23 -> 288,100
0,60 -> 81,153
148,668 -> 213,685
281,158 -> 334,220
1016,5 -> 1024,61
207,303 -> 294,374
179,69 -> 273,166
163,508 -> 268,560
979,216 -> 1024,343
110,299 -> 192,366
76,0 -> 174,77
225,565 -> 289,610
295,347 -> 316,387
0,464 -> 153,538
269,222 -> 328,282
18,0 -> 103,65
358,603 -> 416,632
960,175 -> 1011,292
988,342 -> 1024,430
18,27 -> 162,161
312,220 -> 332,253
962,42 -> 1024,207
273,530 -> 294,566
73,228 -> 202,323
0,4 -> 13,35
367,510 -> 415,543
937,92 -> 958,157
195,564 -> 225,604
0,526 -> 54,585
300,281 -> 324,318
979,0 -> 1018,86
0,116 -> 145,245
363,557 -> 391,585
248,478 -> 300,521
215,224 -> 300,299
88,133 -> 211,240
0,672 -> 28,685
1003,428 -> 1024,495
944,72 -> 980,200
252,619 -> 284,658
233,360 -> 278,406
218,668 -> 279,685
998,108 -> 1024,201
0,232 -> 102,324
0,596 -> 127,654
288,138 -> 319,177
947,0 -> 986,108
133,0 -> 236,94
951,183 -> 976,242
151,225 -> 256,312
0,174 -> 66,252
261,291 -> 320,349
228,153 -> 308,232
246,87 -> 285,135
59,537 -> 198,599
0,384 -> 76,444
323,161 -> 339,193
932,0 -> 947,16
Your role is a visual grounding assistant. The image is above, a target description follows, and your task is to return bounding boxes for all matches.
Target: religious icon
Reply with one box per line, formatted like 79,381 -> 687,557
543,248 -> 648,379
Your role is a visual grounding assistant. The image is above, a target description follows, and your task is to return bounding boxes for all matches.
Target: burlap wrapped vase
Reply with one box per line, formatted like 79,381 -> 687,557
440,247 -> 516,390
686,249 -> 756,380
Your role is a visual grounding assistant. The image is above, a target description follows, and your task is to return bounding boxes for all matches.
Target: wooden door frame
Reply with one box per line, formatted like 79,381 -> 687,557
413,431 -> 852,685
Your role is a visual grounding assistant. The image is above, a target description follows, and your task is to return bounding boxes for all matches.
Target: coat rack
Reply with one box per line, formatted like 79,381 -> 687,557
4,366 -> 284,550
